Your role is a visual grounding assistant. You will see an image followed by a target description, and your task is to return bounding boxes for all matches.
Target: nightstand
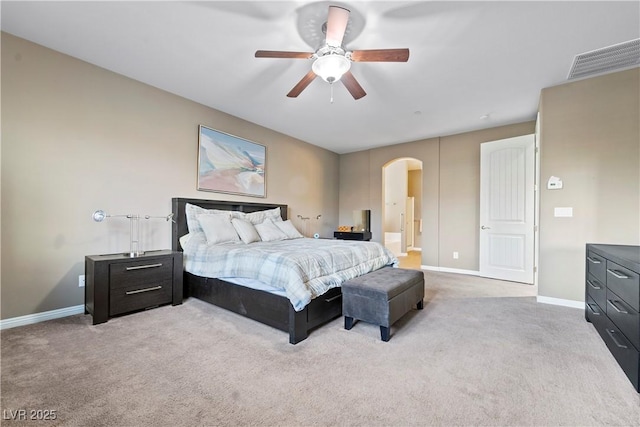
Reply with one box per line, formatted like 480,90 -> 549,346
85,250 -> 183,325
333,231 -> 372,241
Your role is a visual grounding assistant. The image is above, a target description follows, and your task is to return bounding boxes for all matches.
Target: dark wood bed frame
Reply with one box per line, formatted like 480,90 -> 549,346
171,197 -> 342,344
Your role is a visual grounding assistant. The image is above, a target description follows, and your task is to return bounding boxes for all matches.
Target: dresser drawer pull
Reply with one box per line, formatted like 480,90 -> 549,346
324,294 -> 342,303
587,280 -> 601,290
607,299 -> 628,314
605,329 -> 628,349
586,303 -> 601,316
125,263 -> 163,271
126,285 -> 162,295
586,256 -> 601,264
607,269 -> 629,280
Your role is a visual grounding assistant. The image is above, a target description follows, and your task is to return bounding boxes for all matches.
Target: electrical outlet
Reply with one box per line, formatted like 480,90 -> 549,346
453,252 -> 459,259
79,275 -> 85,288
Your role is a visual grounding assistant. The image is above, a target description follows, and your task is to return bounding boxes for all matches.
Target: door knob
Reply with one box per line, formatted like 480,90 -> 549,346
481,225 -> 491,230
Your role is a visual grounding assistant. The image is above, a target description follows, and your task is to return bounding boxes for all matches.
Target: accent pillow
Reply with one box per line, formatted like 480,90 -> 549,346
197,213 -> 240,245
274,220 -> 304,239
255,219 -> 288,242
244,207 -> 282,225
231,218 -> 261,244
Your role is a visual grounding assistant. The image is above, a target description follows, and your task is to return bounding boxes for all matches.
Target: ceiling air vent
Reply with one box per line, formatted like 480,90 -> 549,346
567,38 -> 640,80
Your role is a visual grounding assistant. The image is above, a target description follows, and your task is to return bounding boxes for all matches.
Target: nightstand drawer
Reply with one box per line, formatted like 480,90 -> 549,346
110,279 -> 173,316
110,259 -> 173,290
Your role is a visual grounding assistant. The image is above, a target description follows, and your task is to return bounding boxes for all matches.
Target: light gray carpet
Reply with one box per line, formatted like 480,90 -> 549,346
2,271 -> 639,426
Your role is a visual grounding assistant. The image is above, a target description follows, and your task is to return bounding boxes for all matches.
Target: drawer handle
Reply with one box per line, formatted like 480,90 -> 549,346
605,329 -> 628,349
126,263 -> 163,271
324,294 -> 342,303
586,303 -> 601,316
586,256 -> 601,264
607,299 -> 628,314
607,269 -> 629,280
587,280 -> 601,290
126,285 -> 162,295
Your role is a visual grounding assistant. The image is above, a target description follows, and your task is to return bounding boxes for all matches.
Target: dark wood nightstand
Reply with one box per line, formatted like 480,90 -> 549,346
333,231 -> 372,241
85,250 -> 183,325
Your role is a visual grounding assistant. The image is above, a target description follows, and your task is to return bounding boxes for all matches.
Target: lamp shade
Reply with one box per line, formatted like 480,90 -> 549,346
312,54 -> 351,83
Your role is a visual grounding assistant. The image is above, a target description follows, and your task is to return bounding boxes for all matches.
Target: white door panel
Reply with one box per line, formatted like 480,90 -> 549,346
480,134 -> 535,283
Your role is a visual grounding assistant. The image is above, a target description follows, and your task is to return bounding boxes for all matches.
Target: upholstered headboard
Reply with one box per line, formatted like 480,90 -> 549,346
171,198 -> 288,252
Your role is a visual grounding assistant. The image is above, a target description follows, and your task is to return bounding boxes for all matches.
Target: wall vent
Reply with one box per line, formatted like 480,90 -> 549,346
567,38 -> 640,80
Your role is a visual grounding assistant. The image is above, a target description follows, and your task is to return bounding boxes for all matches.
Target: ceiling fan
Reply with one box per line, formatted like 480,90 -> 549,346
255,5 -> 409,100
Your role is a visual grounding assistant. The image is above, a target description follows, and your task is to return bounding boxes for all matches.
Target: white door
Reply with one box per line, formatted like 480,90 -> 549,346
405,197 -> 414,249
479,134 -> 535,284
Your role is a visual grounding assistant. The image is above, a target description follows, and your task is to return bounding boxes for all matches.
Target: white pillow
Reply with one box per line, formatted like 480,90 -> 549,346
274,220 -> 304,239
197,213 -> 240,245
244,207 -> 282,225
255,219 -> 288,242
185,203 -> 243,234
232,218 -> 261,244
179,233 -> 192,249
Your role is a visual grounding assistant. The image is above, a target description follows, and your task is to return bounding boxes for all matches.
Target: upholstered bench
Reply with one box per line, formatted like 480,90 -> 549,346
342,267 -> 425,341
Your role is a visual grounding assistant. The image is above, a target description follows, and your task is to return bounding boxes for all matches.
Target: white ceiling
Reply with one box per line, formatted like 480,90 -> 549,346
2,1 -> 639,154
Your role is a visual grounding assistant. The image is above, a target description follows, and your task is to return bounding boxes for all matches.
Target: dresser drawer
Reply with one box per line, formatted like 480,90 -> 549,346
110,279 -> 173,316
586,294 -> 605,322
606,260 -> 640,312
592,310 -> 640,392
110,258 -> 173,290
606,289 -> 639,350
587,251 -> 607,283
586,273 -> 606,312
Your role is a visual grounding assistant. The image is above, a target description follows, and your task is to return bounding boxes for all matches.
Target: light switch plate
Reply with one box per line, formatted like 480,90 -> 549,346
554,207 -> 573,217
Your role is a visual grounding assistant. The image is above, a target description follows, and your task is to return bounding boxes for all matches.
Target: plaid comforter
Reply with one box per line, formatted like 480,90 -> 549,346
183,235 -> 398,311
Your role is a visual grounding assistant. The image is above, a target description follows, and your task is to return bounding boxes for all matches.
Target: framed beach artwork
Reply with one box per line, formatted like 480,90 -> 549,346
197,125 -> 266,197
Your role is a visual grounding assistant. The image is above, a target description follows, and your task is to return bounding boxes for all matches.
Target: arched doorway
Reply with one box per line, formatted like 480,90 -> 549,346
382,158 -> 423,264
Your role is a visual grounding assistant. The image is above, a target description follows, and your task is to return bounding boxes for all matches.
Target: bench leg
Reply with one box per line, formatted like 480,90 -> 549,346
417,299 -> 424,310
344,316 -> 355,330
380,326 -> 390,342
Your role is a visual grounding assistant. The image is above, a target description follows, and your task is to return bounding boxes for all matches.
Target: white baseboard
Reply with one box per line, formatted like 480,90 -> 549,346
0,305 -> 85,330
536,296 -> 583,309
421,265 -> 480,276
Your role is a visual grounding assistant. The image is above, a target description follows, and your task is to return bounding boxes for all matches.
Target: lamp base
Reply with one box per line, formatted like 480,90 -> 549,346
126,251 -> 145,258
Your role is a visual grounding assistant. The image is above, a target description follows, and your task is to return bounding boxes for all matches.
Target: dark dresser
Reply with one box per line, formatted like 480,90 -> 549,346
333,231 -> 372,241
585,244 -> 640,392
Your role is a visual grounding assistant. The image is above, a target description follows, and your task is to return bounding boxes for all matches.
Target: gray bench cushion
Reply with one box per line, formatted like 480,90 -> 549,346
341,267 -> 424,300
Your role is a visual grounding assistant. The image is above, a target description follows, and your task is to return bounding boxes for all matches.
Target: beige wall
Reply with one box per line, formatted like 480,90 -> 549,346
538,68 -> 640,302
338,121 -> 535,270
1,33 -> 339,319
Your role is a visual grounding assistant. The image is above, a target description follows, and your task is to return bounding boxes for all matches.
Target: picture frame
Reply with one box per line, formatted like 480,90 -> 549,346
197,125 -> 266,198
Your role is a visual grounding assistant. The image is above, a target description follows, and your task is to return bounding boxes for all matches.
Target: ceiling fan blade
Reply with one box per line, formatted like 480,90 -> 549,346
255,50 -> 314,59
287,70 -> 317,98
325,6 -> 350,47
350,48 -> 410,62
341,71 -> 366,100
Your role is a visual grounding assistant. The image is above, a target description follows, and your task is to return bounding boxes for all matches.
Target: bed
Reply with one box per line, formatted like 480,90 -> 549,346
171,197 -> 396,344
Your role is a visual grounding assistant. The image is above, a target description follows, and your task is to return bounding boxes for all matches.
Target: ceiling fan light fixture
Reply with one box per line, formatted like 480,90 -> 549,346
312,54 -> 351,83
